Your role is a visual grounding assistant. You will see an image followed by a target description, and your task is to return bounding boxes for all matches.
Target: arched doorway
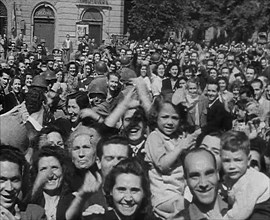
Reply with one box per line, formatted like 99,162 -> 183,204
0,2 -> 7,36
33,5 -> 55,52
81,8 -> 103,45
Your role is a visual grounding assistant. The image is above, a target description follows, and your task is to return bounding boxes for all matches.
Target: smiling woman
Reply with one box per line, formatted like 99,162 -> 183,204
30,145 -> 74,220
85,158 -> 160,220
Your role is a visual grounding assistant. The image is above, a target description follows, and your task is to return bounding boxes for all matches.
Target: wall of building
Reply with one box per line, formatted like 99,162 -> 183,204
0,0 -> 124,52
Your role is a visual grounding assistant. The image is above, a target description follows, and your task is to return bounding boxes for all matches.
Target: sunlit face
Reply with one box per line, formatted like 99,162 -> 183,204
169,65 -> 179,78
157,103 -> 179,136
69,64 -> 77,76
67,99 -> 80,123
217,54 -> 225,65
108,75 -> 119,92
71,134 -> 97,169
140,66 -> 147,77
200,135 -> 221,170
184,69 -> 192,80
99,144 -> 129,178
218,79 -> 227,92
221,149 -> 249,182
251,82 -> 263,100
157,64 -> 165,78
209,69 -> 218,80
207,84 -> 218,103
0,73 -> 10,88
185,151 -> 219,205
0,161 -> 22,210
38,156 -> 63,193
18,63 -> 26,73
11,78 -> 21,93
245,68 -> 256,83
25,74 -> 33,87
123,109 -> 145,143
187,82 -> 198,98
111,173 -> 144,217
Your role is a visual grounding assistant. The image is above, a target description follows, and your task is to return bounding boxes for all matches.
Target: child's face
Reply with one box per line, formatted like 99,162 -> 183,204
221,149 -> 249,181
157,103 -> 179,136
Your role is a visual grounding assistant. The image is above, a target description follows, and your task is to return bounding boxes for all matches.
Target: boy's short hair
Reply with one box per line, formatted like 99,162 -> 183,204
221,130 -> 250,155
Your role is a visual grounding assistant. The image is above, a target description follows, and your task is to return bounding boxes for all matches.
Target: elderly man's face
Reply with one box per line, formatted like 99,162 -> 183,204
185,150 -> 219,205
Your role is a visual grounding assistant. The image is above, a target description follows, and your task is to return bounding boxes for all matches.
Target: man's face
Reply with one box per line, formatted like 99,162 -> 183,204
245,68 -> 256,83
190,52 -> 198,61
108,75 -> 119,92
123,109 -> 145,143
99,144 -> 129,178
71,134 -> 98,169
227,55 -> 235,68
185,151 -> 219,205
206,61 -> 214,70
200,135 -> 221,170
251,82 -> 263,100
0,73 -> 10,88
221,149 -> 249,182
217,54 -> 225,65
25,74 -> 33,87
0,161 -> 22,210
207,84 -> 218,103
221,68 -> 230,79
37,46 -> 43,54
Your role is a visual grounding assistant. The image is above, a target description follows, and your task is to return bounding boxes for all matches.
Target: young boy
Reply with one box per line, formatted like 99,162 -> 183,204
217,130 -> 270,220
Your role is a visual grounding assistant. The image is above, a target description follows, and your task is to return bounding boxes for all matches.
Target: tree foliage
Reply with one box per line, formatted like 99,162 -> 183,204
128,0 -> 270,42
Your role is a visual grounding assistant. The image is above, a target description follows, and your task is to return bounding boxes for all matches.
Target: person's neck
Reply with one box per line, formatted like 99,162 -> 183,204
194,199 -> 216,214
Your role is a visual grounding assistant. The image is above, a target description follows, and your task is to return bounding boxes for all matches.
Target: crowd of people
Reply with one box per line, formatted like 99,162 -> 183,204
0,32 -> 270,220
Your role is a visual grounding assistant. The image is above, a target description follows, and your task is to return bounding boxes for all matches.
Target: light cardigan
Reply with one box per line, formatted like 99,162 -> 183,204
223,167 -> 270,220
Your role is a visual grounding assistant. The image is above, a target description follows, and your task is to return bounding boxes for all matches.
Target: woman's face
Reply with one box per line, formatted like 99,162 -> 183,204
140,66 -> 147,77
111,173 -> 144,217
188,82 -> 198,98
169,65 -> 179,78
84,65 -> 92,77
69,64 -> 77,76
157,64 -> 165,78
209,69 -> 218,80
38,156 -> 63,193
94,53 -> 101,62
184,69 -> 192,80
218,79 -> 227,92
12,79 -> 21,93
25,75 -> 33,87
67,98 -> 80,123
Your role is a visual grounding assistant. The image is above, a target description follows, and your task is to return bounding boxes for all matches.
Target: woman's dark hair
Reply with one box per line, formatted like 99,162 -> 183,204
67,61 -> 79,74
66,91 -> 89,109
217,76 -> 229,90
165,62 -> 180,78
25,87 -> 46,114
104,158 -> 151,216
31,145 -> 73,202
9,76 -> 21,91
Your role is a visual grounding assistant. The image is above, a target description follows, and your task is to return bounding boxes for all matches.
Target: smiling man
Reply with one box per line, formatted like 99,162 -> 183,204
0,145 -> 46,220
177,148 -> 228,219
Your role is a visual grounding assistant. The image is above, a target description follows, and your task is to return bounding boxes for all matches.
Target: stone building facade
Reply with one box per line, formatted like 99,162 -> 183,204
0,0 -> 126,52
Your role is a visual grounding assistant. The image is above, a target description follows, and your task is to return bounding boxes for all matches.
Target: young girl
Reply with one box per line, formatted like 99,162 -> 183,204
145,97 -> 200,219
